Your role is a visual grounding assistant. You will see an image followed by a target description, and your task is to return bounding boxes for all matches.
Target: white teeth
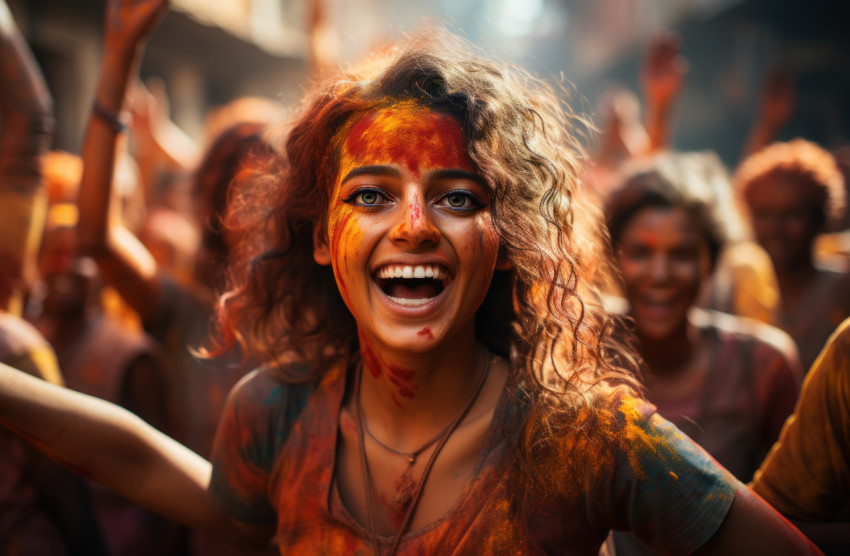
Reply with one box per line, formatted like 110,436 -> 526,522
387,295 -> 433,307
376,265 -> 448,280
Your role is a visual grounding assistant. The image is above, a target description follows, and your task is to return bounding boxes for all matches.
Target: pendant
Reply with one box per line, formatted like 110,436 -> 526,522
394,470 -> 416,508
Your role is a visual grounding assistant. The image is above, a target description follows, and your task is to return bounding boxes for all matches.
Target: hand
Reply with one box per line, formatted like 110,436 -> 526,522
128,77 -> 169,137
759,69 -> 795,128
641,32 -> 688,110
104,0 -> 169,54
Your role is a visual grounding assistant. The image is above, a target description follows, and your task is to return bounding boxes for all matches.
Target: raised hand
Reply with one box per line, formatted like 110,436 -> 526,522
104,0 -> 169,55
759,69 -> 795,130
641,31 -> 688,111
641,31 -> 688,152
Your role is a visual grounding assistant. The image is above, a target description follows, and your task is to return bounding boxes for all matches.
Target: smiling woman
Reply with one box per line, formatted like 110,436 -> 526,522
605,152 -> 805,554
0,1 -> 824,554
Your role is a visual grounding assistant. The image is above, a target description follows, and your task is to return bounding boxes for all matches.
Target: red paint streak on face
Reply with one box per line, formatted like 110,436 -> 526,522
417,327 -> 434,340
343,102 -> 475,174
329,211 -> 354,305
409,197 -> 422,223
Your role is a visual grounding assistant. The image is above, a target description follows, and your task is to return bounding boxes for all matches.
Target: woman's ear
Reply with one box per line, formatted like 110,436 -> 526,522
313,223 -> 331,266
495,244 -> 513,271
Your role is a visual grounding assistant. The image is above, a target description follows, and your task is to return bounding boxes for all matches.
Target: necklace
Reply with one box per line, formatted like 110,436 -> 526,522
356,347 -> 491,556
363,405 -> 456,464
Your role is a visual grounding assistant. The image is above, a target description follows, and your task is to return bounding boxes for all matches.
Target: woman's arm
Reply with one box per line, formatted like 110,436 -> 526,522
0,0 -> 53,191
640,32 -> 687,154
694,486 -> 822,555
0,0 -> 53,315
0,361 -> 272,548
742,69 -> 795,158
76,0 -> 168,325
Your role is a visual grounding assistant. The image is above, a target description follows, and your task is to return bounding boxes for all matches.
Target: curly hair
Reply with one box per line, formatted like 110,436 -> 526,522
217,27 -> 642,472
734,138 -> 846,229
606,151 -> 743,271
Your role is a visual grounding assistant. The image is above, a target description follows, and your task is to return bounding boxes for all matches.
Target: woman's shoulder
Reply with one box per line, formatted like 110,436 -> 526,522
224,362 -> 323,418
543,386 -> 738,551
692,308 -> 800,367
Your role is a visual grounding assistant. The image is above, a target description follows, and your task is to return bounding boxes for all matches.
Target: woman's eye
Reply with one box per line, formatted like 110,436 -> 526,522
438,191 -> 482,211
345,188 -> 387,207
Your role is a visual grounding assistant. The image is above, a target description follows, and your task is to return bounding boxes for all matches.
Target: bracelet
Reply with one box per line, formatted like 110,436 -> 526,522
92,102 -> 130,133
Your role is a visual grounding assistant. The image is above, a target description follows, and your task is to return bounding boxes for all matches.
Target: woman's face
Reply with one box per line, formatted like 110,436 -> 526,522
616,206 -> 711,342
744,174 -> 821,271
314,102 -> 502,356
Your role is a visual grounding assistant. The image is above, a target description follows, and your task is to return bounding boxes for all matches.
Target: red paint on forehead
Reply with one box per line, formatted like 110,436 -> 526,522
343,104 -> 475,174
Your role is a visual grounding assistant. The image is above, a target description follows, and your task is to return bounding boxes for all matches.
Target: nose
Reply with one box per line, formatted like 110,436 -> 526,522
389,194 -> 441,247
648,253 -> 671,283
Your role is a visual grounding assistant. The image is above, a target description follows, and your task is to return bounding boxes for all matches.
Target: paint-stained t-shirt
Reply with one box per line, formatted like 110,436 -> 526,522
210,364 -> 737,555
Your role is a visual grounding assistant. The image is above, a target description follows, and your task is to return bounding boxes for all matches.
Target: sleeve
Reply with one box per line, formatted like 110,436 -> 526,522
208,367 -> 314,525
590,395 -> 738,554
752,319 -> 850,521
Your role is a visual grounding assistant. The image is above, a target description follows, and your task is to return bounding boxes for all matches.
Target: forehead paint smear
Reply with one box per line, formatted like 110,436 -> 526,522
338,100 -> 475,183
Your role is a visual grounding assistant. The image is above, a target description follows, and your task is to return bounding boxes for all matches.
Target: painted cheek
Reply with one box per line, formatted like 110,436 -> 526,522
328,205 -> 364,307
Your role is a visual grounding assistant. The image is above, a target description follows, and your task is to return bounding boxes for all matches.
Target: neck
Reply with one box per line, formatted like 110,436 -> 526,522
357,324 -> 486,443
774,259 -> 817,293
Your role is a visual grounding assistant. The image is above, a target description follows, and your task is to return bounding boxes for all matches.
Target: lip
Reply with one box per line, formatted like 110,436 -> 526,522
371,257 -> 455,316
633,297 -> 682,321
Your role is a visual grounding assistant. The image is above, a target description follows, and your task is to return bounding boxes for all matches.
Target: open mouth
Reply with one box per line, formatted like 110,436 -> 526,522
374,264 -> 451,307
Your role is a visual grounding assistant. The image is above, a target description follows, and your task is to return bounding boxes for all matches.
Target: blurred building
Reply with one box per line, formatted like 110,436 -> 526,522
7,0 -> 849,167
9,0 -> 311,151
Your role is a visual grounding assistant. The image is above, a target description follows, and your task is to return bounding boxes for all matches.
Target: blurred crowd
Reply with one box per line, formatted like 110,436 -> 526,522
1,1 -> 848,555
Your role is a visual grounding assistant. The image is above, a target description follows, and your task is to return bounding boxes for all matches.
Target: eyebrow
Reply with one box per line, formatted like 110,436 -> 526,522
340,165 -> 400,185
340,166 -> 486,187
428,169 -> 486,186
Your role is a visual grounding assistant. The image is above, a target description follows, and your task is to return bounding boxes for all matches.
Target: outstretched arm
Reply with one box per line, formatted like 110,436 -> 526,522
128,77 -> 200,198
0,0 -> 53,314
76,0 -> 167,325
742,69 -> 795,158
0,361 -> 272,548
307,0 -> 338,80
640,31 -> 687,154
695,486 -> 821,555
0,0 -> 53,192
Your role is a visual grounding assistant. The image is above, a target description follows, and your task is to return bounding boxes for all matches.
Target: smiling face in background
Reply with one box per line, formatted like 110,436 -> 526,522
617,206 -> 712,342
744,174 -> 822,271
313,102 -> 501,359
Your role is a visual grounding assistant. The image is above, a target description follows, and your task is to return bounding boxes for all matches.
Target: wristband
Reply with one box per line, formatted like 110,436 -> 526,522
92,102 -> 130,133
